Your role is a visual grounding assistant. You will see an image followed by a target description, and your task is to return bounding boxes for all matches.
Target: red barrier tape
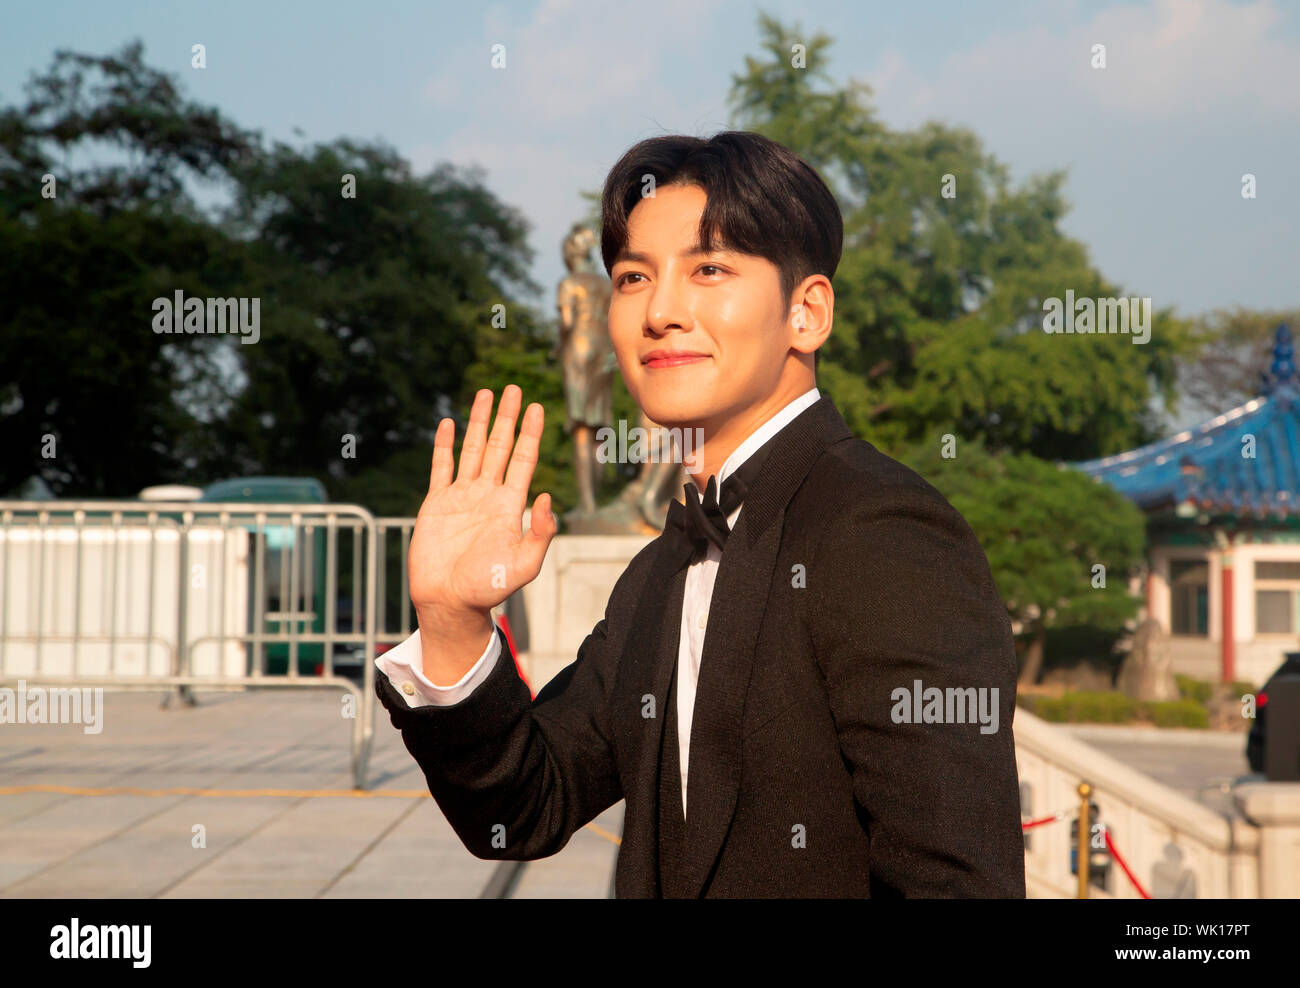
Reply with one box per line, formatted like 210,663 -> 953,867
1103,828 -> 1151,899
1021,809 -> 1071,831
496,613 -> 533,700
1020,808 -> 1153,899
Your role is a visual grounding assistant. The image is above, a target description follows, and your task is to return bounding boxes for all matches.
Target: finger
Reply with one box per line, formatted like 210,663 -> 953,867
454,389 -> 494,484
429,417 -> 455,492
504,401 -> 544,498
520,493 -> 556,574
525,492 -> 548,534
482,384 -> 522,486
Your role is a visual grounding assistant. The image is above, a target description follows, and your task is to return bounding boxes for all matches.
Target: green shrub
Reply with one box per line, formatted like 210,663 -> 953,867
1021,690 -> 1209,727
1176,674 -> 1213,704
1141,699 -> 1209,728
1029,691 -> 1137,723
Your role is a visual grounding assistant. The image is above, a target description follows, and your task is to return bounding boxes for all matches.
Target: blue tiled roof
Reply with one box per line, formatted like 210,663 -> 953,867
1068,324 -> 1300,517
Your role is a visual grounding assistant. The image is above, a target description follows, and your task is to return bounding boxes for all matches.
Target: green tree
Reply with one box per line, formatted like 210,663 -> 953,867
0,40 -> 558,514
216,139 -> 542,514
1177,307 -> 1300,414
726,11 -> 1202,677
728,11 -> 1194,462
0,40 -> 259,496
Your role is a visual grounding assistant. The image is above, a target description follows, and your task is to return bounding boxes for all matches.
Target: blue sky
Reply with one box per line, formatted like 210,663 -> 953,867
4,0 -> 1298,336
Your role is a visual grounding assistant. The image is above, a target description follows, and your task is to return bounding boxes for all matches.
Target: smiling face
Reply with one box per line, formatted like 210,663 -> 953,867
608,183 -> 829,477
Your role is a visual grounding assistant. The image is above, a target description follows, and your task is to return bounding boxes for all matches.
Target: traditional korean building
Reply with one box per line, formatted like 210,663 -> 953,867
1069,324 -> 1300,686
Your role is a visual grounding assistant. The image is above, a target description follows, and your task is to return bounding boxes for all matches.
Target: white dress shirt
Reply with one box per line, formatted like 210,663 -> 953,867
376,387 -> 821,820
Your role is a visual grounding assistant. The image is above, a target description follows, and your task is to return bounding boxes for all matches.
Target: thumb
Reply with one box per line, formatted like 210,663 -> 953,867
519,493 -> 557,576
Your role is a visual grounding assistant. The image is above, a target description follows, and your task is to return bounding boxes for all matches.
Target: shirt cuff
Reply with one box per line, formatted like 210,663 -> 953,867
374,623 -> 501,708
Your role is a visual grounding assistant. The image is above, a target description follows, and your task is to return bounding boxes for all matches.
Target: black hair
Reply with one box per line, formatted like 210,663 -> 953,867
600,131 -> 841,371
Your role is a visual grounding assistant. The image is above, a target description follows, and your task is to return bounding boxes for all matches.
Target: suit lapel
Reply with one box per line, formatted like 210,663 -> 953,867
612,514 -> 693,897
614,395 -> 854,897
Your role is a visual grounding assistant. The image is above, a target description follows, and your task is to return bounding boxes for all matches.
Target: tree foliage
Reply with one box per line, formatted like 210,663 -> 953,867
728,12 -> 1194,462
726,12 -> 1198,674
0,41 -> 258,495
214,140 -> 540,514
1176,306 -> 1300,415
0,41 -> 547,513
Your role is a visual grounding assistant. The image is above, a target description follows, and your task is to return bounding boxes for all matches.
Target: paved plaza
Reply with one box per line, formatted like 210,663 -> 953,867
0,687 -> 1252,897
0,687 -> 622,898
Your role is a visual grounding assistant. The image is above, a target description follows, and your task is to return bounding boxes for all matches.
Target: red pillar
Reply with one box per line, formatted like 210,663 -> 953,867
1145,564 -> 1156,629
1220,549 -> 1235,683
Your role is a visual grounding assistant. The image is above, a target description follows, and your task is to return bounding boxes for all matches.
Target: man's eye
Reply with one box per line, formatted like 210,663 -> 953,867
617,272 -> 644,287
699,264 -> 725,277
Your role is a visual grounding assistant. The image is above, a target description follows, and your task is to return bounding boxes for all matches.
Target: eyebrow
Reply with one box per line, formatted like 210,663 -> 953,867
612,240 -> 738,267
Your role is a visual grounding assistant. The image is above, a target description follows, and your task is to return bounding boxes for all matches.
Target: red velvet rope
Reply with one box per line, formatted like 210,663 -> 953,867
1021,809 -> 1153,899
1103,827 -> 1152,899
1021,810 -> 1070,830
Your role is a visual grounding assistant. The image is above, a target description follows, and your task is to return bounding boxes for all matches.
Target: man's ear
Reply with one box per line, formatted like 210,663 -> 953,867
789,277 -> 833,355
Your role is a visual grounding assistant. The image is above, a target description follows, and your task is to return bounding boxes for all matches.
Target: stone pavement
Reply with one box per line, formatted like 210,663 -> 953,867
1060,724 -> 1256,819
0,687 -> 622,898
3,686 -> 1252,897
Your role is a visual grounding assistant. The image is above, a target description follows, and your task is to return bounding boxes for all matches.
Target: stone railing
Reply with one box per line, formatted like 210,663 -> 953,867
1015,708 -> 1300,898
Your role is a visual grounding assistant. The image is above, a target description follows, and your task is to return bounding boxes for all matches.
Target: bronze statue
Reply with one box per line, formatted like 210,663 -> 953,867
554,224 -> 615,517
553,223 -> 686,534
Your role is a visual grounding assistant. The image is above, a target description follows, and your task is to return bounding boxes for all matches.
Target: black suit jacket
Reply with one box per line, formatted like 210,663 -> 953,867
375,395 -> 1026,897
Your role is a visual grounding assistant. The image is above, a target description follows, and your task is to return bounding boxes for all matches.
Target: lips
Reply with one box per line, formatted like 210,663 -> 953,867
642,351 -> 710,369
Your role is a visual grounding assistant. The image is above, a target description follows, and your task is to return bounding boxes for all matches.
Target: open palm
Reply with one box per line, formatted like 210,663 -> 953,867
408,385 -> 557,619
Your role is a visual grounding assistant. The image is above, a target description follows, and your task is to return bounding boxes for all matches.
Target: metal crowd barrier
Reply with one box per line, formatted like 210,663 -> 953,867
0,500 -> 393,788
375,517 -> 418,645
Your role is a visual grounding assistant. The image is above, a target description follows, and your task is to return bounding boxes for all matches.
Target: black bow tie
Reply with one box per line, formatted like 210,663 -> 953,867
664,433 -> 777,561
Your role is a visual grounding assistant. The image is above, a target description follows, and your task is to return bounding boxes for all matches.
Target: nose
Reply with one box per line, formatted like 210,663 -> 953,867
645,272 -> 693,337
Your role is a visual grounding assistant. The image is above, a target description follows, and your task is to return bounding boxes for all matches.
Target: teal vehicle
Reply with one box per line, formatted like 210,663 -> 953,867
199,477 -> 330,676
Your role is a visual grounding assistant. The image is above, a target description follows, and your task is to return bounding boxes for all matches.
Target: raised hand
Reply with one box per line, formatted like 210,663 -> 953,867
407,386 -> 557,680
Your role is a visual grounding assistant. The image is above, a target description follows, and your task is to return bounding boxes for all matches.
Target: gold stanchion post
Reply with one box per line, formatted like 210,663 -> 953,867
1077,781 -> 1092,899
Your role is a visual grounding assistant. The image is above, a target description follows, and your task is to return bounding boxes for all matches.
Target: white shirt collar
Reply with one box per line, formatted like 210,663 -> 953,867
714,387 -> 821,489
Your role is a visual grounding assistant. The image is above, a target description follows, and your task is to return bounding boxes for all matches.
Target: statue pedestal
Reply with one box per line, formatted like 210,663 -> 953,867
508,533 -> 657,690
561,473 -> 677,536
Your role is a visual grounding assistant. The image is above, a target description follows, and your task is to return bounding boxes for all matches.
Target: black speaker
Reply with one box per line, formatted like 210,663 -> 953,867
1264,675 -> 1300,782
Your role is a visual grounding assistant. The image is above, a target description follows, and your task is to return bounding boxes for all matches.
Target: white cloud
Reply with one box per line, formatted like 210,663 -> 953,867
421,0 -> 722,124
410,0 -> 730,303
871,0 -> 1300,126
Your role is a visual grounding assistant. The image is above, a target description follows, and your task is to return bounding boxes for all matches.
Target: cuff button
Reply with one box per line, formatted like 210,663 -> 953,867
401,681 -> 416,695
